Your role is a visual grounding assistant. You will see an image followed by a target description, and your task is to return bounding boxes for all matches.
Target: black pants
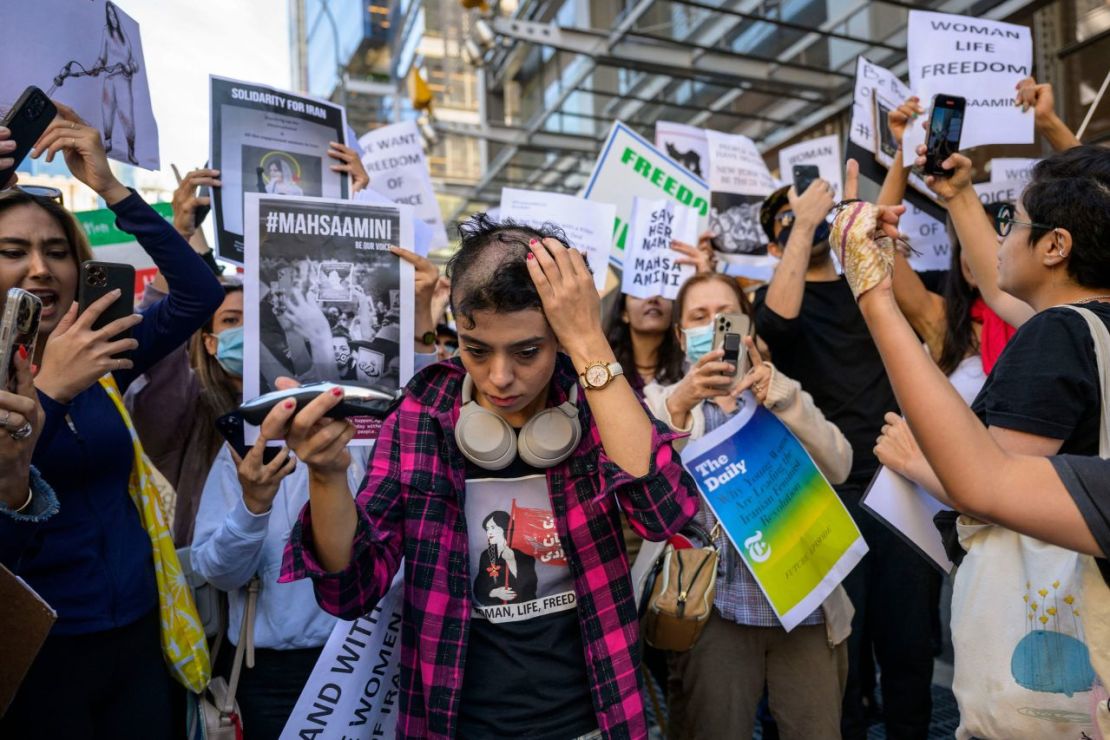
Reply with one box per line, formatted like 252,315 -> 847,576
215,643 -> 322,740
840,482 -> 941,740
1,608 -> 180,739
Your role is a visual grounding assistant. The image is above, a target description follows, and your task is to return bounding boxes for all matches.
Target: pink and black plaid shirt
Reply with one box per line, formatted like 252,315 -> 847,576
280,356 -> 698,739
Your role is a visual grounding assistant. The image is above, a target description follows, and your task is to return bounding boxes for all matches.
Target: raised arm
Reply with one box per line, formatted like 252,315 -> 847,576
915,149 -> 1035,329
1015,77 -> 1080,152
762,180 -> 835,320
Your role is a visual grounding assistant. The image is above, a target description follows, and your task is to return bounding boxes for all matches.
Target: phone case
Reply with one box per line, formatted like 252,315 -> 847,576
0,87 -> 57,186
712,312 -> 754,382
925,95 -> 966,177
792,165 -> 820,195
0,289 -> 42,391
77,261 -> 135,355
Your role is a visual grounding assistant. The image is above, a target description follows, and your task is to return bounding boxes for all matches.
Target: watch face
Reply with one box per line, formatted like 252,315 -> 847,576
585,364 -> 610,387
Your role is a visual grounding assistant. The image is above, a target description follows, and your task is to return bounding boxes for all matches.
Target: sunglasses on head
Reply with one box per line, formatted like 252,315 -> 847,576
993,203 -> 1053,238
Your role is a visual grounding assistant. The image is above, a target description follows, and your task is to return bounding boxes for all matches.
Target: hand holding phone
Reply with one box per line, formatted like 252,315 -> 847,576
0,289 -> 42,393
78,261 -> 135,357
924,94 -> 966,177
0,87 -> 57,188
712,312 -> 754,385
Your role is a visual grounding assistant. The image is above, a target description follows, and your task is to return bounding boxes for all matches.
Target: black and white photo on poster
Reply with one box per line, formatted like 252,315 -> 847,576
2,0 -> 160,169
466,476 -> 577,625
243,195 -> 414,446
210,75 -> 349,264
708,193 -> 769,256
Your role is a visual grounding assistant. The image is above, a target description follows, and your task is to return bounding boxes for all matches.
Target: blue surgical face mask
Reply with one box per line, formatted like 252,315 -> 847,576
683,322 -> 715,365
214,326 -> 244,377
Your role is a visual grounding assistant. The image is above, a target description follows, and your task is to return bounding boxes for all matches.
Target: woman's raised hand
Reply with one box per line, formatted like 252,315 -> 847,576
31,102 -> 129,204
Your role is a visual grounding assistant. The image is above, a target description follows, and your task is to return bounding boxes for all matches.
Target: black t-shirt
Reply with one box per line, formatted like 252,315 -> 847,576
971,304 -> 1110,454
456,457 -> 596,739
1049,455 -> 1110,586
754,278 -> 898,481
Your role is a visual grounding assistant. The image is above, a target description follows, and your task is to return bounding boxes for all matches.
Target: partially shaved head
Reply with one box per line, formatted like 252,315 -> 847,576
447,213 -> 572,328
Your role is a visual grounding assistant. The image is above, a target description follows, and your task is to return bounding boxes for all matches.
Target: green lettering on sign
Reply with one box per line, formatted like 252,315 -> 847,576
76,202 -> 174,246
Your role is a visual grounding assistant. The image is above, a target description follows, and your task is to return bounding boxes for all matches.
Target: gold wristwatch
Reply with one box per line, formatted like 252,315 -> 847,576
579,361 -> 624,390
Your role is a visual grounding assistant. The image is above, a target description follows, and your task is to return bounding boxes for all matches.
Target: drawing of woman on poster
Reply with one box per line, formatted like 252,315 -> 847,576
51,2 -> 140,164
258,157 -> 305,196
474,510 -> 538,606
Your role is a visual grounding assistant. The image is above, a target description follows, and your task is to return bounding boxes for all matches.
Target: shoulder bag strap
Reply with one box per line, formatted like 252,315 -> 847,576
1061,305 -> 1110,458
220,577 -> 261,716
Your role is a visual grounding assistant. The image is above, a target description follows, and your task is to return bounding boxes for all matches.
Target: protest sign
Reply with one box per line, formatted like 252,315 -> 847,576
583,122 -> 710,265
704,130 -> 777,278
211,76 -> 349,263
352,188 -> 435,258
279,574 -> 404,740
777,134 -> 843,201
899,201 -> 952,273
243,195 -> 413,445
358,121 -> 448,252
499,187 -> 614,291
3,0 -> 160,170
906,10 -> 1033,158
989,157 -> 1038,185
974,179 -> 1024,209
681,396 -> 867,630
862,467 -> 954,574
850,57 -> 912,155
76,202 -> 174,301
655,121 -> 710,180
621,197 -> 699,300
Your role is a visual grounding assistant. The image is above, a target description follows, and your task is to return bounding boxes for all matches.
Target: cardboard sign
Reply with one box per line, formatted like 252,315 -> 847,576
777,134 -> 843,201
907,11 -> 1034,153
850,56 -> 912,154
655,121 -> 710,180
621,197 -> 698,300
358,121 -> 448,251
498,188 -> 614,291
681,397 -> 867,631
704,130 -> 777,278
583,122 -> 710,265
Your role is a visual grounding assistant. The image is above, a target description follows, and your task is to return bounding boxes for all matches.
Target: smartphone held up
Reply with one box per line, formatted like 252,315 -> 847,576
0,86 -> 57,187
77,261 -> 135,358
0,288 -> 42,392
924,94 -> 966,177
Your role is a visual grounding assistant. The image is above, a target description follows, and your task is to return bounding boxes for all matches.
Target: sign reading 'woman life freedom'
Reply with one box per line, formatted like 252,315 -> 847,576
680,397 -> 868,631
904,10 -> 1034,161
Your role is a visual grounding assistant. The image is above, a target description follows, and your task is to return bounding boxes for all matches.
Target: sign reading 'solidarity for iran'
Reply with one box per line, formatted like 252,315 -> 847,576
680,396 -> 868,631
583,122 -> 710,266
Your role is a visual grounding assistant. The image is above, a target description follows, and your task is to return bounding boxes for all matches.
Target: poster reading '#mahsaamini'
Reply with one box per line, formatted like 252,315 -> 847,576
211,76 -> 349,263
243,195 -> 414,446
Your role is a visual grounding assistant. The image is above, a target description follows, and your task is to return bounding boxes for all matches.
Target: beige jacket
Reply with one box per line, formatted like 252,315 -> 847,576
643,363 -> 855,645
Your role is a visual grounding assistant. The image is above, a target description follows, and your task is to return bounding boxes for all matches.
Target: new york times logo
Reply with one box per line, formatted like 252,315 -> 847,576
264,210 -> 393,248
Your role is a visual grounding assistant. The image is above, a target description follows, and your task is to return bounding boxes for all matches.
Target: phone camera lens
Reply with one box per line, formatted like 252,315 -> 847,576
88,267 -> 107,288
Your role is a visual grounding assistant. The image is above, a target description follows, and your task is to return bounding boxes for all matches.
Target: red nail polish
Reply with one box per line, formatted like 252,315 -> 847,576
526,253 -> 534,261
331,387 -> 343,397
529,239 -> 537,245
283,400 -> 295,409
17,344 -> 28,360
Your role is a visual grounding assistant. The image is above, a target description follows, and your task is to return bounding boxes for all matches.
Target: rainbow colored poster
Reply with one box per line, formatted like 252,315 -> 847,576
681,395 -> 867,630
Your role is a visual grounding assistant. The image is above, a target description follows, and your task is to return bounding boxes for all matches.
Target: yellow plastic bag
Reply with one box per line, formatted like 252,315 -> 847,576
100,376 -> 211,693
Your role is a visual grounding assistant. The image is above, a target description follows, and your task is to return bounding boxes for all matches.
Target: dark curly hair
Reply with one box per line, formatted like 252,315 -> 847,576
447,212 -> 586,328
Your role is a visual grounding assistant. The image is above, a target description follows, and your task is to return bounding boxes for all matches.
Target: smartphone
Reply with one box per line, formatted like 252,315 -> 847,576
77,261 -> 135,357
792,165 -> 820,196
712,312 -> 753,384
0,288 -> 42,391
924,94 -> 966,178
0,86 -> 57,187
215,411 -> 287,465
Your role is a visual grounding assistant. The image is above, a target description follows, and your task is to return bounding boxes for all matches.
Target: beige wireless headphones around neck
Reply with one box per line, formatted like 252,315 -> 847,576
454,374 -> 582,470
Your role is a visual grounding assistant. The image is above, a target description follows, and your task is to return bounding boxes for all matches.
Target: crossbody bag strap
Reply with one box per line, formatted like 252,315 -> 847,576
1062,305 -> 1110,458
220,577 -> 261,716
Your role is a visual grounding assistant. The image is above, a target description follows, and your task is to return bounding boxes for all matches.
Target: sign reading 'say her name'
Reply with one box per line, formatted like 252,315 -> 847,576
621,197 -> 699,300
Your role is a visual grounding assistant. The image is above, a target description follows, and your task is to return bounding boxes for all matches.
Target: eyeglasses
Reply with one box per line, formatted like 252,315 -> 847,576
993,203 -> 1053,238
774,210 -> 795,228
2,184 -> 65,205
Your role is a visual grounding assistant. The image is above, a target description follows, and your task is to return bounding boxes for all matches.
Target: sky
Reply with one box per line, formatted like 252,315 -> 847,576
120,0 -> 292,189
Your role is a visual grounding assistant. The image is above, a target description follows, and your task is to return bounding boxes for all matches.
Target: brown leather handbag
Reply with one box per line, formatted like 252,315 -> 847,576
641,524 -> 719,652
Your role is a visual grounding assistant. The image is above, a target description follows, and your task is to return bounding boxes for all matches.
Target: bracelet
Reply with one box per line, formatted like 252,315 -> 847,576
13,487 -> 33,514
